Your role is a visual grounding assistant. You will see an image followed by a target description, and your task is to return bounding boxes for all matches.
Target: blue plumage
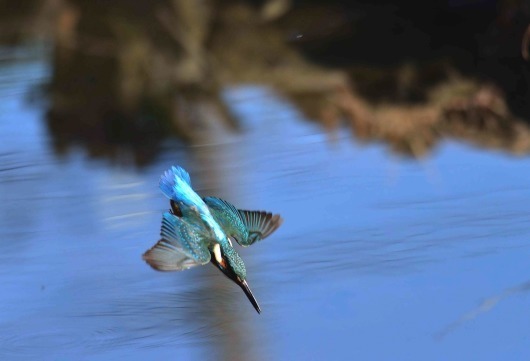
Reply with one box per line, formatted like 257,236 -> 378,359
204,196 -> 283,247
144,165 -> 284,314
159,212 -> 210,263
159,166 -> 210,220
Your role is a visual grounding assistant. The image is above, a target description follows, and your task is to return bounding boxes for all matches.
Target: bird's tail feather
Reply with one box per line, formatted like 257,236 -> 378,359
159,166 -> 192,200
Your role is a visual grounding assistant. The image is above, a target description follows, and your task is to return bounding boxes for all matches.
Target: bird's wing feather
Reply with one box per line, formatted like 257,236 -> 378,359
142,239 -> 204,271
237,209 -> 283,246
204,196 -> 283,247
143,212 -> 211,271
203,197 -> 240,219
204,196 -> 247,243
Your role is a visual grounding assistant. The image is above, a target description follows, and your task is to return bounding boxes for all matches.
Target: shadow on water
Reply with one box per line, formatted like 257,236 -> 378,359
2,1 -> 530,360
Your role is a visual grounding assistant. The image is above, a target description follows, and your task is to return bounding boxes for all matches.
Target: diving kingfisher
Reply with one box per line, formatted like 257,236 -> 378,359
143,166 -> 283,314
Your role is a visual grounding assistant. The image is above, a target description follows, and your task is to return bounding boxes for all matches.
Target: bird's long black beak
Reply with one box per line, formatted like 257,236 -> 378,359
237,278 -> 261,314
211,255 -> 262,314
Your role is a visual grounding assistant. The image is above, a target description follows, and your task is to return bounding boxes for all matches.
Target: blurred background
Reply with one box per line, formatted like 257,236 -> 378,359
1,0 -> 530,360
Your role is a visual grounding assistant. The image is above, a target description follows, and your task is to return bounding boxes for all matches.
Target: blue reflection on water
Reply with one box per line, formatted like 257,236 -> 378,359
1,47 -> 530,361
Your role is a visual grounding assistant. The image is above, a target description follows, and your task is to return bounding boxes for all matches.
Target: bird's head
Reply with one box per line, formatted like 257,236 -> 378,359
210,242 -> 261,314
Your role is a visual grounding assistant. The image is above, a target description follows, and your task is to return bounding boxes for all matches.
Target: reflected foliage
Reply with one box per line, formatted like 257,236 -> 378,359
2,0 -> 530,162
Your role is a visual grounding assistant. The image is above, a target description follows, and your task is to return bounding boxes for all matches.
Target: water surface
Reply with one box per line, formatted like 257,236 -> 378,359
1,48 -> 530,361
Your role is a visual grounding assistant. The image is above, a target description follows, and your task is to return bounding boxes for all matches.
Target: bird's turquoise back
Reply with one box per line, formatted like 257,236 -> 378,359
159,166 -> 235,243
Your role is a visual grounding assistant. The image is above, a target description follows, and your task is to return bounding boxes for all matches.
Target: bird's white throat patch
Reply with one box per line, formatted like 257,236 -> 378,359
213,243 -> 223,263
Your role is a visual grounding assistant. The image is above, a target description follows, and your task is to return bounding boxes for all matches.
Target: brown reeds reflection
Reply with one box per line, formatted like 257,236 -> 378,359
288,78 -> 530,157
5,0 -> 530,164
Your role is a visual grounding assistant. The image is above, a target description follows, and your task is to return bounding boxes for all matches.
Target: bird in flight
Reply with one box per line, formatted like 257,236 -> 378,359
143,166 -> 283,314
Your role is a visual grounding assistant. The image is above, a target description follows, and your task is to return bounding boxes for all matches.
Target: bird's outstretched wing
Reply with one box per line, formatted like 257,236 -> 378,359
237,209 -> 283,246
203,196 -> 246,240
143,239 -> 204,271
143,212 -> 211,271
204,197 -> 283,247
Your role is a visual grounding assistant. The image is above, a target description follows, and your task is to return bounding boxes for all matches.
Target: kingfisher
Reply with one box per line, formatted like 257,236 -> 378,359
143,166 -> 283,314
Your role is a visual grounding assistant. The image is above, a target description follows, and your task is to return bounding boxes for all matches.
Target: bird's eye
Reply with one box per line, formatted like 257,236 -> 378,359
170,200 -> 182,217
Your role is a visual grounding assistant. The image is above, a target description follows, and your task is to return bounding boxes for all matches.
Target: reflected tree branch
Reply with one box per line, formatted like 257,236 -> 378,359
436,279 -> 530,340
